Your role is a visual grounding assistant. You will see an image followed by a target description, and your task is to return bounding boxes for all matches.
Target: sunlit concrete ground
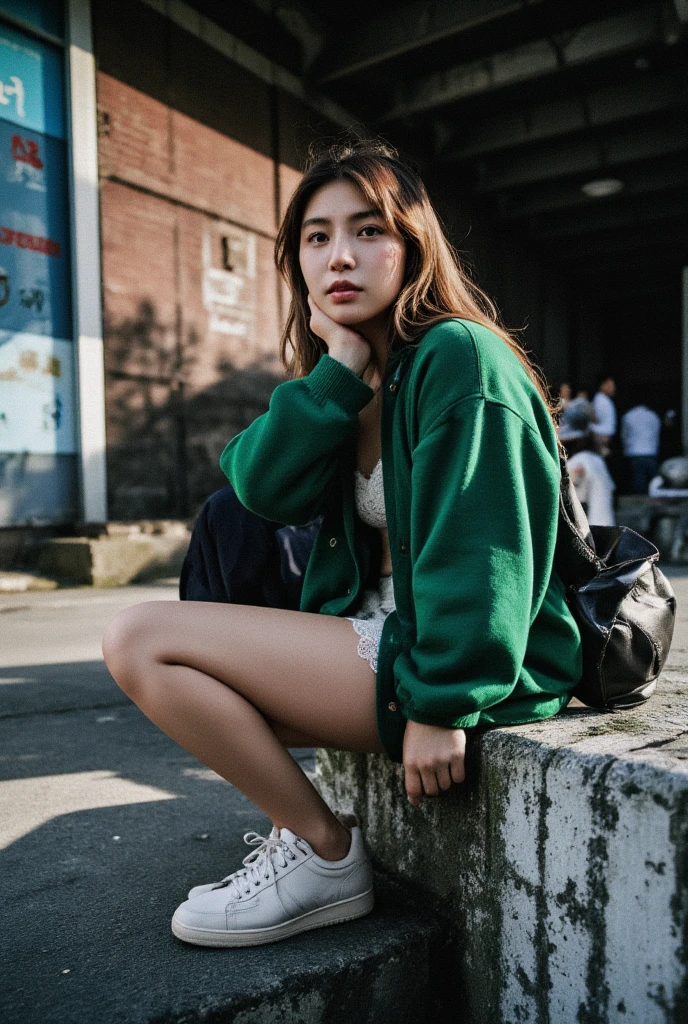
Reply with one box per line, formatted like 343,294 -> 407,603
0,578 -> 445,1024
0,579 -> 319,1023
1,571 -> 686,1023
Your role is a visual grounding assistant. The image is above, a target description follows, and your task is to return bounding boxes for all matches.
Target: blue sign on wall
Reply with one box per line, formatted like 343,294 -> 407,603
0,21 -> 65,138
0,118 -> 72,338
0,12 -> 75,457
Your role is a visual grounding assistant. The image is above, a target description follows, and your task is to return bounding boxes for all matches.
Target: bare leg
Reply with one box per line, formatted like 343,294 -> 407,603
102,601 -> 386,861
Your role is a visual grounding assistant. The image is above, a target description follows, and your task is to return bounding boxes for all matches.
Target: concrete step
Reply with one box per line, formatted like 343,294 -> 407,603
4,870 -> 445,1024
0,569 -> 62,591
17,522 -> 192,587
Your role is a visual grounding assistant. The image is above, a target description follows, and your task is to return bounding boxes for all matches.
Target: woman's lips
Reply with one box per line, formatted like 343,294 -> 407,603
327,285 -> 362,303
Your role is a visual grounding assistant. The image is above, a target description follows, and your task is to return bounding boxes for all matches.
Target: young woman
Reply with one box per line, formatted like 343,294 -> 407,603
101,139 -> 582,949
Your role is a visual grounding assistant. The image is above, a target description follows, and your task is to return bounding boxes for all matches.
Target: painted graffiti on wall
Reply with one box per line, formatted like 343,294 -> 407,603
0,331 -> 75,453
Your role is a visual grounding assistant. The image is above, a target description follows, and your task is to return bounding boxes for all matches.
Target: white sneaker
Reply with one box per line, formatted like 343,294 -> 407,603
171,822 -> 374,947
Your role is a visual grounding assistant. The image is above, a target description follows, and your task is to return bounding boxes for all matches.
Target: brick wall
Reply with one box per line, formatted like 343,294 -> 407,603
93,0 -> 337,520
92,0 -> 575,523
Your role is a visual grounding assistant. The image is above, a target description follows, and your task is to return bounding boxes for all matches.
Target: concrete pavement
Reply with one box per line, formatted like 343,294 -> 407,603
4,572 -> 686,1023
0,578 -> 443,1024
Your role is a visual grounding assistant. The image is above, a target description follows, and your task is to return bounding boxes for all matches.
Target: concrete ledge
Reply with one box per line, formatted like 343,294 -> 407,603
31,528 -> 190,586
316,671 -> 688,1023
617,496 -> 688,563
0,570 -> 60,591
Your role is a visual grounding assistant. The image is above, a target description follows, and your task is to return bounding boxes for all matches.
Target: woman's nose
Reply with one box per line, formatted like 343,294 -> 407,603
328,238 -> 355,271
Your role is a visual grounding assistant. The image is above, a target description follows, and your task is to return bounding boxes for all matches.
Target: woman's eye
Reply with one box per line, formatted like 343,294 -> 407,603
307,232 -> 328,244
359,225 -> 382,237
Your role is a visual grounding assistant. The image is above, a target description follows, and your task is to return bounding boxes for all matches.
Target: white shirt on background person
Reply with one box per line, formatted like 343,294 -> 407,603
590,391 -> 617,436
621,405 -> 661,457
567,449 -> 616,526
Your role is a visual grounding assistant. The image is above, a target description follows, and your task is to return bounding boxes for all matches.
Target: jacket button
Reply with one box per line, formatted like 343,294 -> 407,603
389,383 -> 398,393
400,542 -> 407,552
388,701 -> 398,712
346,587 -> 352,594
329,537 -> 337,548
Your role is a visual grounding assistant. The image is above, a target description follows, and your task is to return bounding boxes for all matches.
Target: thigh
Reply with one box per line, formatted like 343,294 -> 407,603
104,601 -> 386,755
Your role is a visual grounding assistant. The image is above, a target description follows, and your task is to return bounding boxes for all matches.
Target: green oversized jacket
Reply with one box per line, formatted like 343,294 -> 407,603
219,318 -> 582,763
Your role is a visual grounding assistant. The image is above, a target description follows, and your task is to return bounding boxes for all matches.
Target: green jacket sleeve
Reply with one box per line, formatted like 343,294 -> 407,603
219,354 -> 374,525
394,396 -> 560,729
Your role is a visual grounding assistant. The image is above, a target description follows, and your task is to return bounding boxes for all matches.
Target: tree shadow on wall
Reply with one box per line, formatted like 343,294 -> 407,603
104,300 -> 283,522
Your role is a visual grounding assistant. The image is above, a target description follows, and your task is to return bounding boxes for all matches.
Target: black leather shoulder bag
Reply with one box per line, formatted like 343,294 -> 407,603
554,459 -> 677,709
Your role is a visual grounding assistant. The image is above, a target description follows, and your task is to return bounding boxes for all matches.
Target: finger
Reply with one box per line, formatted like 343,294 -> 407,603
405,767 -> 423,806
450,757 -> 466,784
435,764 -> 453,791
421,768 -> 439,797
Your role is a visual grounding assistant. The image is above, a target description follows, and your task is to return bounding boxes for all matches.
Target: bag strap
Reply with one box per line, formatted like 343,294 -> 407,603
555,458 -> 603,586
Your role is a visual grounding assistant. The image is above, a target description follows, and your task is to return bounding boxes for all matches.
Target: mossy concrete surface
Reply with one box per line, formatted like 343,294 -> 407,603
316,570 -> 688,1024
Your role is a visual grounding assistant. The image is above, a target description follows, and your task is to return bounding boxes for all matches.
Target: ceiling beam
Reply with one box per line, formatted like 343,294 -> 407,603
244,0 -> 328,72
380,4 -> 683,121
568,259 -> 683,290
138,0 -> 357,128
553,220 -> 688,260
529,190 -> 688,239
473,113 -> 688,192
315,0 -> 546,84
495,159 -> 688,219
439,70 -> 688,160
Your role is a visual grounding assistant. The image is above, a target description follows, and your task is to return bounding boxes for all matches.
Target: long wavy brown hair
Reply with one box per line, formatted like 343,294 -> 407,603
275,138 -> 555,420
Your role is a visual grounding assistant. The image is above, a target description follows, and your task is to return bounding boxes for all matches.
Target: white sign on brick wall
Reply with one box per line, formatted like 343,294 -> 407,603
202,222 -> 256,339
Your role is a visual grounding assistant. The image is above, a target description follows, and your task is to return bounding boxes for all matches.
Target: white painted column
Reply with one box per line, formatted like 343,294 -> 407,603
65,0 -> 108,525
683,267 -> 688,455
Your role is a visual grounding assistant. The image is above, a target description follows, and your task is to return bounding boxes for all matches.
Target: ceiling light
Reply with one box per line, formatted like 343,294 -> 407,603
580,178 -> 624,199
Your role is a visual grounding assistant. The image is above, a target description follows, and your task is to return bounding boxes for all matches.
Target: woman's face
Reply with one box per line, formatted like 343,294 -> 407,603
298,179 -> 406,327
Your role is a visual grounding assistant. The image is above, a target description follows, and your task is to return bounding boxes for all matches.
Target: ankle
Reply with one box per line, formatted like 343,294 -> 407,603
305,821 -> 352,862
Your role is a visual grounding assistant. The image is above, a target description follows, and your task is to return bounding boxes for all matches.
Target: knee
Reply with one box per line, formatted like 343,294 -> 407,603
102,602 -> 162,700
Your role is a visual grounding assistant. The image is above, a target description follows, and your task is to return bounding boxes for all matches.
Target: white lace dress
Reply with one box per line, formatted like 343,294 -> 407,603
344,457 -> 396,673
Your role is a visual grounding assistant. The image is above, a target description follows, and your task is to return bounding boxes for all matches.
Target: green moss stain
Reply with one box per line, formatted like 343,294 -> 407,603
531,752 -> 557,1024
316,737 -> 688,1024
670,790 -> 688,1022
584,715 -> 647,737
574,760 -> 618,1024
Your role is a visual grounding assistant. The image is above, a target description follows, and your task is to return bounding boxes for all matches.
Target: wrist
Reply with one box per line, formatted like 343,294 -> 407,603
305,354 -> 375,414
327,343 -> 368,377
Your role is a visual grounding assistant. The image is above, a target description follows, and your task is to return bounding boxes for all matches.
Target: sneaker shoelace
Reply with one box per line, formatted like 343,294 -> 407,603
212,830 -> 308,900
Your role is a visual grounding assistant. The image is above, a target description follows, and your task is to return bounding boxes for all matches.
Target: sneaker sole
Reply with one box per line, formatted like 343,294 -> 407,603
171,887 -> 375,948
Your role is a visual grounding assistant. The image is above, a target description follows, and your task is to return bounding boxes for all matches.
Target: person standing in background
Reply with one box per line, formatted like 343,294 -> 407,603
590,376 -> 617,459
559,400 -> 616,526
557,381 -> 572,412
621,397 -> 662,494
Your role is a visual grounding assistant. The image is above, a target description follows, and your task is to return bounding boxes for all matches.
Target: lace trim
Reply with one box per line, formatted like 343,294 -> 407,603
345,575 -> 395,674
350,617 -> 384,673
354,457 -> 387,529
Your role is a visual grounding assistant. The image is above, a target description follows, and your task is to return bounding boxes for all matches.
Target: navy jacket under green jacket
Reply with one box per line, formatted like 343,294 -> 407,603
219,318 -> 582,763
